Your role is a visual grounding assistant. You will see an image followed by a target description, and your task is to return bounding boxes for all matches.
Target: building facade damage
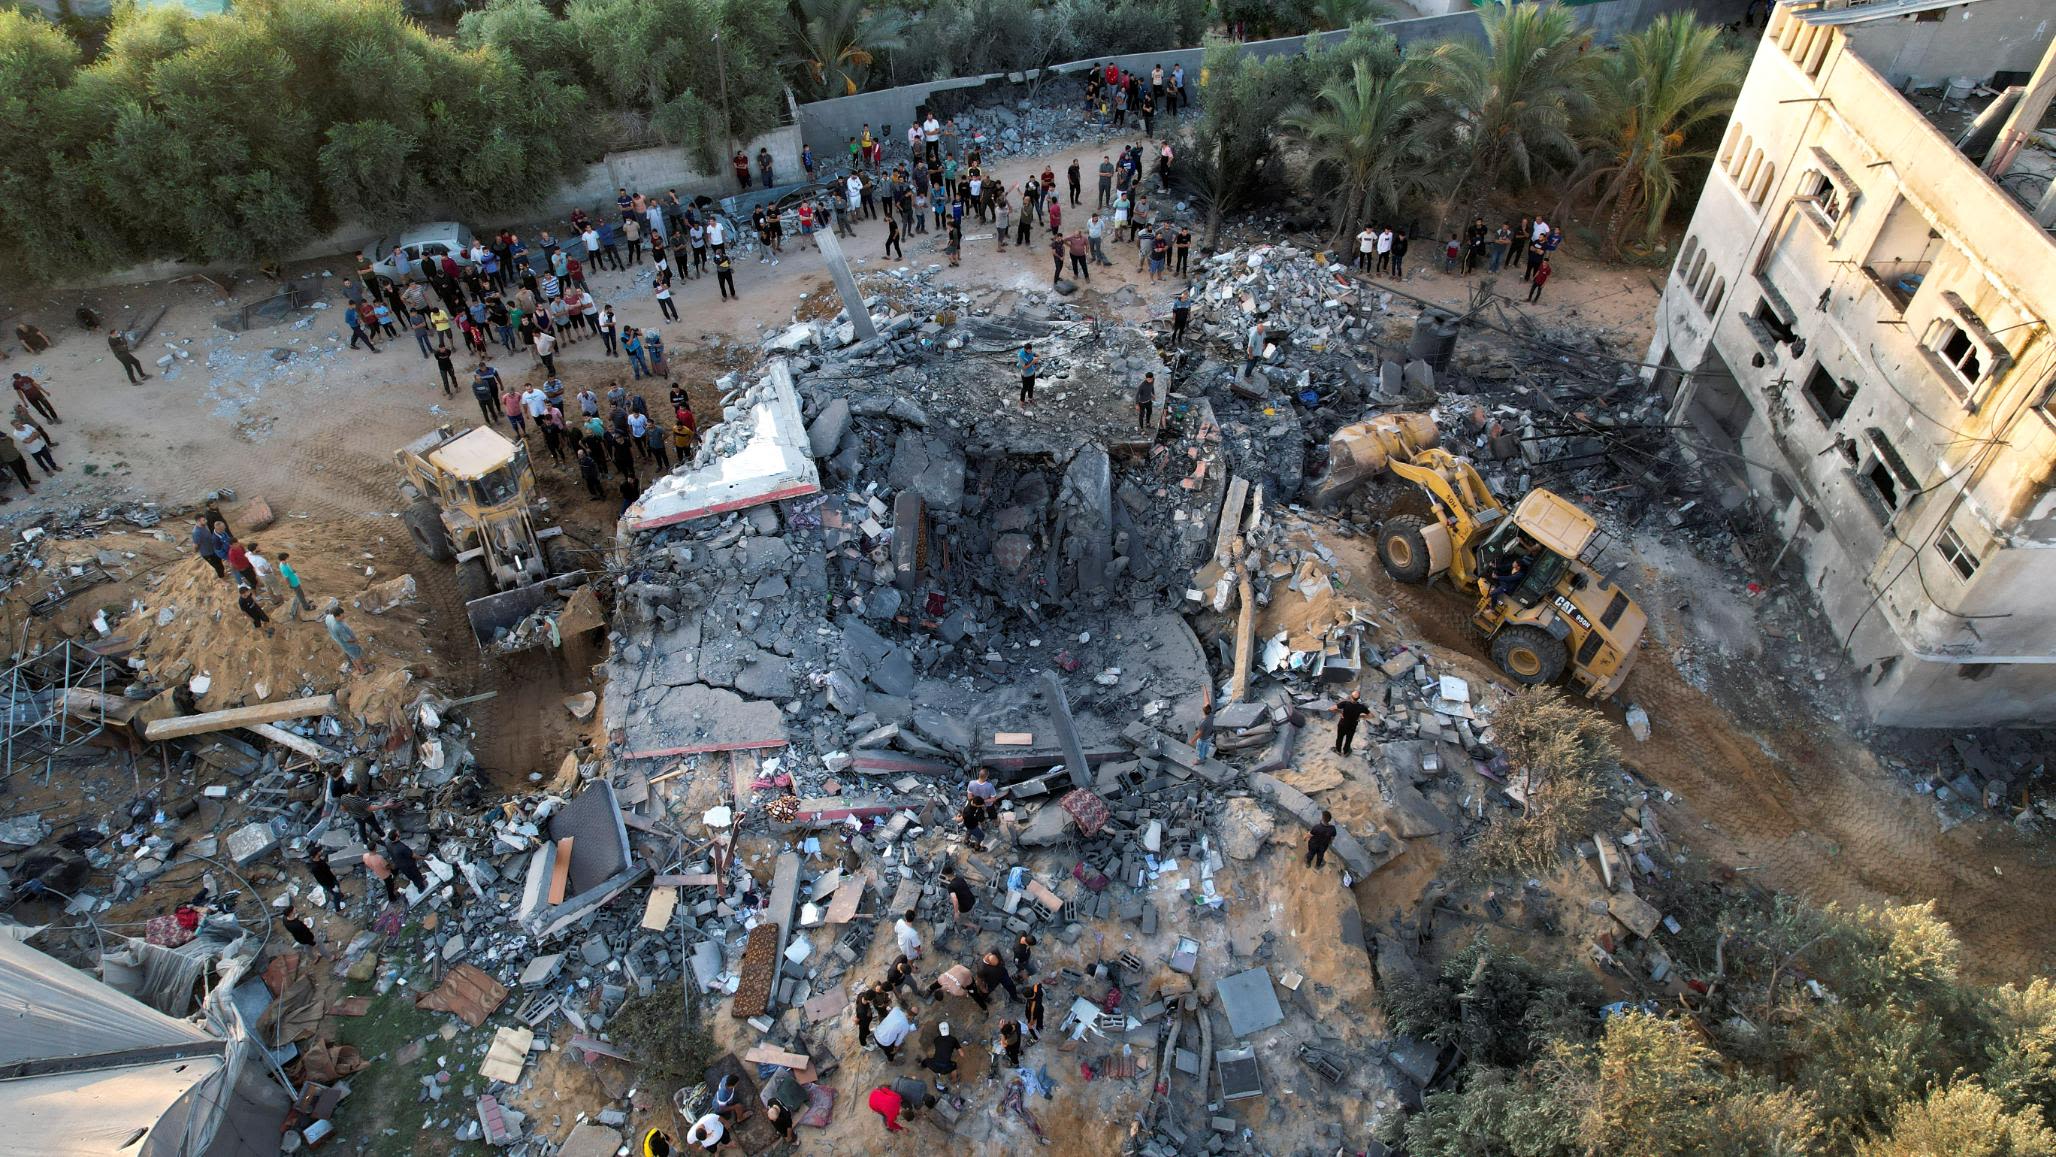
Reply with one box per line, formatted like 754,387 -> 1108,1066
1646,0 -> 2056,724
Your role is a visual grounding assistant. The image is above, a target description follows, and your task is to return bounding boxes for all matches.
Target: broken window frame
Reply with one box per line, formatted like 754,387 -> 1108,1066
1855,426 -> 1919,523
1920,292 -> 2014,407
1796,149 -> 1857,239
1934,526 -> 1980,581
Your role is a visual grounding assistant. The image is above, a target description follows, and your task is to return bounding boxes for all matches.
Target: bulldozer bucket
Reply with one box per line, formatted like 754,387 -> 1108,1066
465,572 -> 585,652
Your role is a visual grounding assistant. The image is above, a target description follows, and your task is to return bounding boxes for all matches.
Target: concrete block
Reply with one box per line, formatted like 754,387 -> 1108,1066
227,821 -> 279,866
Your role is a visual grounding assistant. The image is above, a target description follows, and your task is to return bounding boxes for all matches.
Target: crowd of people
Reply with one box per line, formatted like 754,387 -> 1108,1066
1350,213 -> 1562,301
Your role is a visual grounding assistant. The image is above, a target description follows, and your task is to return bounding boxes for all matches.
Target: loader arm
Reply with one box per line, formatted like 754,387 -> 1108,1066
1384,449 -> 1506,588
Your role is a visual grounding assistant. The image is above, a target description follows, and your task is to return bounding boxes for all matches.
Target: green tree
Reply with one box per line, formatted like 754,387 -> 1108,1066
1305,0 -> 1388,32
788,0 -> 910,98
1858,1082 -> 2056,1157
1416,0 -> 1595,233
1284,45 -> 1428,248
1462,686 -> 1617,879
1182,37 -> 1319,248
456,0 -> 584,81
1563,11 -> 1742,251
566,0 -> 782,166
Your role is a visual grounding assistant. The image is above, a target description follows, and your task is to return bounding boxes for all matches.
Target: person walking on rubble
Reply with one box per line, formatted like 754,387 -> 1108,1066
1331,689 -> 1370,755
1307,810 -> 1337,869
325,606 -> 366,673
385,837 -> 429,897
1136,371 -> 1157,431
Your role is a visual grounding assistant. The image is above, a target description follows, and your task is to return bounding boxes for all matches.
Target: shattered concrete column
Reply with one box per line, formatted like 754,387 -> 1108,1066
1229,562 -> 1256,702
1042,670 -> 1093,788
815,228 -> 879,343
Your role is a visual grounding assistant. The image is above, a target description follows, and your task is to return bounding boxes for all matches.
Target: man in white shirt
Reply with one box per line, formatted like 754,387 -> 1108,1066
706,216 -> 727,254
922,115 -> 942,162
520,384 -> 549,421
1356,226 -> 1376,273
1376,227 -> 1393,274
846,173 -> 863,215
533,329 -> 557,375
894,909 -> 923,959
872,1002 -> 915,1061
1532,217 -> 1551,244
684,1112 -> 728,1151
647,202 -> 666,247
908,123 -> 923,154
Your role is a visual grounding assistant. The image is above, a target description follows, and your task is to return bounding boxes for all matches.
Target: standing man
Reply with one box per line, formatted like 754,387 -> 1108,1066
714,252 -> 736,301
1017,342 -> 1039,410
1067,158 -> 1082,206
1307,810 -> 1337,869
108,328 -> 151,383
1527,257 -> 1552,303
192,516 -> 224,578
533,327 -> 557,376
1135,371 -> 1156,431
1170,286 -> 1192,346
1375,226 -> 1393,275
1390,229 -> 1409,280
1097,155 -> 1115,208
894,908 -> 923,960
1067,230 -> 1090,282
277,552 -> 312,618
11,375 -> 58,424
471,362 -> 503,426
432,342 -> 458,396
1174,222 -> 1191,277
1356,225 -> 1376,273
324,606 -> 365,672
307,845 -> 345,912
1331,689 -> 1370,754
1243,320 -> 1267,379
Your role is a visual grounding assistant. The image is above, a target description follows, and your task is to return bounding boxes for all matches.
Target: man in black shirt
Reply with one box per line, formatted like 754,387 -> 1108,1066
1136,371 -> 1156,431
1332,689 -> 1371,755
944,866 -> 976,928
1307,809 -> 1337,869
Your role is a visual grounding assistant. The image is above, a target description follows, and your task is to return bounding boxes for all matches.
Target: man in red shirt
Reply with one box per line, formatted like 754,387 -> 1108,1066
867,1085 -> 905,1132
225,539 -> 256,590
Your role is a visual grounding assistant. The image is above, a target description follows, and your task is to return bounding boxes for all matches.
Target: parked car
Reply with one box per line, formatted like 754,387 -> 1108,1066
368,222 -> 480,281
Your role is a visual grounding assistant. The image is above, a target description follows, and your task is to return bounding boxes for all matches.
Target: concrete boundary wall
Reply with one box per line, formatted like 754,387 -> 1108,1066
793,15 -> 1487,159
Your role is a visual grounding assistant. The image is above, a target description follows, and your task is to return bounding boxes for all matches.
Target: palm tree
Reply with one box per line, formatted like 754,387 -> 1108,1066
1563,12 -> 1743,252
1285,55 -> 1431,249
788,0 -> 908,99
1416,0 -> 1597,233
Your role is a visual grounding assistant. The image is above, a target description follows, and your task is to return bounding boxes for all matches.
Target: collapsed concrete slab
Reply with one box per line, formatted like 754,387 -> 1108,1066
622,360 -> 821,533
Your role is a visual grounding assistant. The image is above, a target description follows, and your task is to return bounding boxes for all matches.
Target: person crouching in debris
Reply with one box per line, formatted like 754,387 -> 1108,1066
978,948 -> 1021,1004
641,1128 -> 674,1157
872,996 -> 916,1061
684,1110 -> 734,1151
958,797 -> 988,851
307,845 -> 345,913
943,865 -> 977,928
926,1023 -> 964,1093
361,847 -> 399,904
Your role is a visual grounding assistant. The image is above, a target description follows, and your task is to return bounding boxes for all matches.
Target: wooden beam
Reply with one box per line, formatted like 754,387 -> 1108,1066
141,695 -> 336,741
244,722 -> 343,764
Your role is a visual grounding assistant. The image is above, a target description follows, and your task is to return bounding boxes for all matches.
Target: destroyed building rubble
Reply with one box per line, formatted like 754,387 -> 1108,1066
9,226 -> 2055,1157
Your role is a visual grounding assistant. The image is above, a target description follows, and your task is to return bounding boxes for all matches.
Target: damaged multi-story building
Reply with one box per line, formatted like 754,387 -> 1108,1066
1647,0 -> 2056,725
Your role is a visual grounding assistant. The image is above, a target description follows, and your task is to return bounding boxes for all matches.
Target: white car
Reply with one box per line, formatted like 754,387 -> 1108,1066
368,222 -> 480,281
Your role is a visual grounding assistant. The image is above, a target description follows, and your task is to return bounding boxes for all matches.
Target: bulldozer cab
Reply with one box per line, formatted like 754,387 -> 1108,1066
420,428 -> 532,513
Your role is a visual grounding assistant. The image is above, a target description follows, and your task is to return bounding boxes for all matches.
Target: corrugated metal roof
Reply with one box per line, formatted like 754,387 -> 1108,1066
1788,0 -> 1988,26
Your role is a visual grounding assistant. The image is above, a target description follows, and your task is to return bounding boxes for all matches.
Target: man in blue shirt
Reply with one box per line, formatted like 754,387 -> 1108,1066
1017,343 -> 1039,410
192,516 -> 224,578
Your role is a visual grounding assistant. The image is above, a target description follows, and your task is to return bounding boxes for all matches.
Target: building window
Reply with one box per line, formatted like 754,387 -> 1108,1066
1857,426 -> 1919,522
1797,149 -> 1857,237
1803,363 -> 1856,422
1921,293 -> 2015,404
1754,298 -> 1797,345
1934,528 -> 1979,580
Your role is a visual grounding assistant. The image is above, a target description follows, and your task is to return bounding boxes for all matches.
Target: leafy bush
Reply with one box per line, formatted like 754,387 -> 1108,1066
1461,686 -> 1618,880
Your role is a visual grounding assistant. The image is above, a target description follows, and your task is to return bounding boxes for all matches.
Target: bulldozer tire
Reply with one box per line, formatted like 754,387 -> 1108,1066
453,557 -> 494,605
403,499 -> 453,562
1378,516 -> 1432,584
543,535 -> 579,578
1492,625 -> 1567,685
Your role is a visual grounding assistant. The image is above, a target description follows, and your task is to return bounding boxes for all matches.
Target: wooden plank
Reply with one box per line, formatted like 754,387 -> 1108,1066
141,694 -> 336,741
742,1045 -> 812,1070
60,687 -> 144,726
640,887 -> 679,931
993,732 -> 1034,746
826,869 -> 872,925
652,873 -> 719,888
245,722 -> 344,764
547,837 -> 574,904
